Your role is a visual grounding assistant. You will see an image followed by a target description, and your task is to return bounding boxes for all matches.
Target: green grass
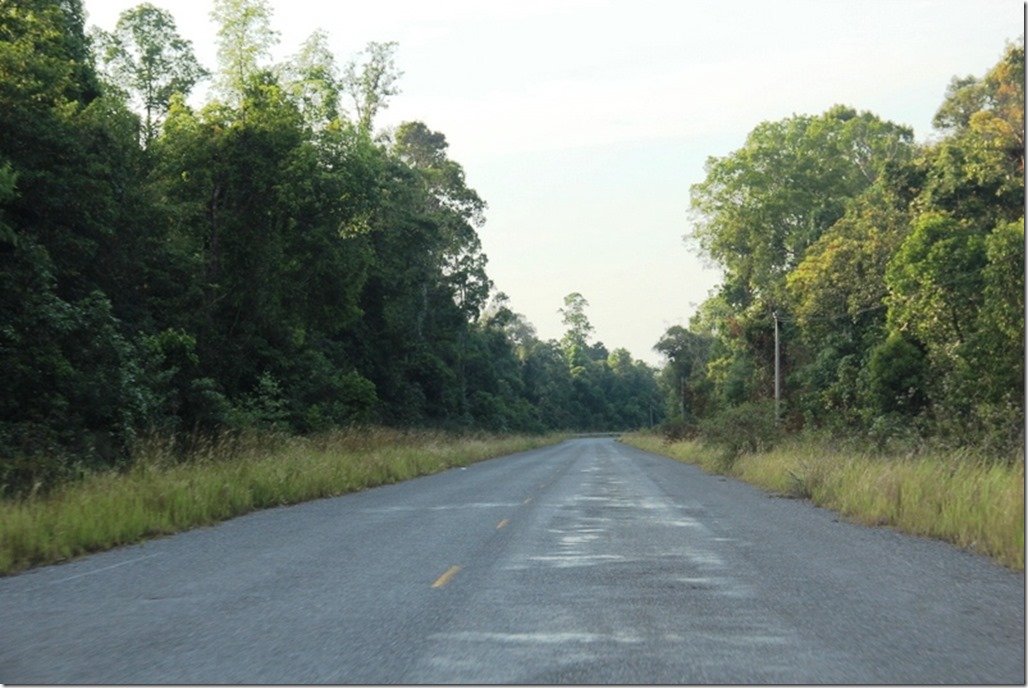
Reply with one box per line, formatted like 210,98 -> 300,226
0,428 -> 563,575
623,433 -> 1025,571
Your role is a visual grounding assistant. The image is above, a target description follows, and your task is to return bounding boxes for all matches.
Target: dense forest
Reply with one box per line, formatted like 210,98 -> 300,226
0,0 -> 1022,494
658,38 -> 1024,457
0,0 -> 663,491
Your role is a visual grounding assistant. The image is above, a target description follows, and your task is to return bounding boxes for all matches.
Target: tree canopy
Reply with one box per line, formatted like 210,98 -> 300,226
661,39 -> 1024,453
0,0 -> 663,492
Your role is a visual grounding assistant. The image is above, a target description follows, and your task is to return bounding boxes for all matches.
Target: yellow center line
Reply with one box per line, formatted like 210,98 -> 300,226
431,565 -> 461,588
496,518 -> 509,529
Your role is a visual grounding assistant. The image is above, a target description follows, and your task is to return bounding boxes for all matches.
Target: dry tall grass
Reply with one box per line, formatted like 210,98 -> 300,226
623,434 -> 1024,571
0,429 -> 561,575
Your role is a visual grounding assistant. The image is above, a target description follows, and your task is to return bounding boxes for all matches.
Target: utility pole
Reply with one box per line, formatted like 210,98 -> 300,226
773,311 -> 781,424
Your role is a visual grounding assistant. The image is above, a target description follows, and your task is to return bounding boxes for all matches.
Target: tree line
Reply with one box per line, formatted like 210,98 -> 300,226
0,0 -> 662,492
2,1 -> 1021,494
656,39 -> 1024,457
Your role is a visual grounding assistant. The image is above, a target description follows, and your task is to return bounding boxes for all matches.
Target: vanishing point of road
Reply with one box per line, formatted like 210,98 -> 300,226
1,438 -> 1023,683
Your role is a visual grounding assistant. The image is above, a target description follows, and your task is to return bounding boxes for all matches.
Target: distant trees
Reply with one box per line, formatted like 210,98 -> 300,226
0,0 -> 660,493
547,292 -> 662,430
659,39 -> 1024,454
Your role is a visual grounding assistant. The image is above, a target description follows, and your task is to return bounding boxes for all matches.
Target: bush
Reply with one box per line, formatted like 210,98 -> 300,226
659,419 -> 697,443
867,332 -> 928,417
697,400 -> 780,466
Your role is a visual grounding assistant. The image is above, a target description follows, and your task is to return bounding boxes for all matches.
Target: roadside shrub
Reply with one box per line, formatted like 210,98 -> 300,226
866,332 -> 928,418
659,419 -> 696,443
697,400 -> 780,467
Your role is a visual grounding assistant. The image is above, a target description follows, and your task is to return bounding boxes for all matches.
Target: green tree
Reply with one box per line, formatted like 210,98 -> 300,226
916,42 -> 1023,226
689,105 -> 913,309
559,292 -> 594,369
210,0 -> 278,104
886,213 -> 985,358
785,183 -> 911,427
687,105 -> 915,418
462,297 -> 541,432
393,121 -> 491,321
976,217 -> 1025,394
901,40 -> 1023,445
350,144 -> 472,424
93,3 -> 208,145
520,339 -> 574,429
1,0 -> 101,105
884,210 -> 1022,437
654,325 -> 713,424
154,76 -> 300,399
605,349 -> 662,429
343,40 -> 401,133
340,120 -> 494,424
0,0 -> 166,480
866,332 -> 927,418
283,29 -> 342,130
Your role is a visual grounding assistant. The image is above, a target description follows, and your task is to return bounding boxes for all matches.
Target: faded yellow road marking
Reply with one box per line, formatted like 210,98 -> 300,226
523,496 -> 533,505
496,518 -> 509,529
432,565 -> 461,588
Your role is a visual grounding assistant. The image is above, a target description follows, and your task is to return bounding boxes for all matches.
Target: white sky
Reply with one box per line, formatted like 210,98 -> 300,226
83,0 -> 1024,365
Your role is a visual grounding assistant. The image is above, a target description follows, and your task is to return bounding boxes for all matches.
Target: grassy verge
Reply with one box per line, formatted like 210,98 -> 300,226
0,428 -> 563,575
622,433 -> 1024,571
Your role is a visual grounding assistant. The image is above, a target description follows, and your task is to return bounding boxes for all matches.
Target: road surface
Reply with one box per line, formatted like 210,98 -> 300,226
1,438 -> 1023,683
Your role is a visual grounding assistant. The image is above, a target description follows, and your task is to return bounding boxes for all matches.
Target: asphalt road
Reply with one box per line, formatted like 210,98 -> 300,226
1,438 -> 1023,684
